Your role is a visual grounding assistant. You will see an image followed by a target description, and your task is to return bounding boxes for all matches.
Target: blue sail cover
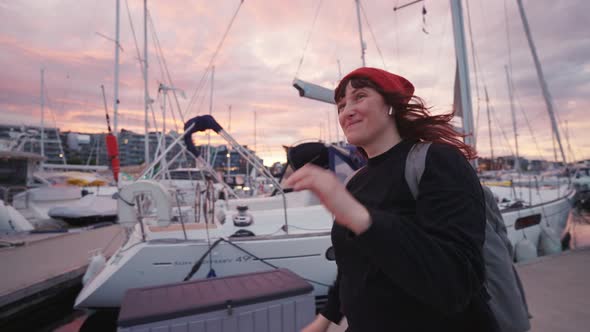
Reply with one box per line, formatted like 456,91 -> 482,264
183,115 -> 224,158
329,145 -> 366,183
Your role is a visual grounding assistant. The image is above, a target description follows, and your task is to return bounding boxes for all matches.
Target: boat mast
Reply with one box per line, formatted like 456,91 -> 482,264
40,68 -> 45,166
355,0 -> 367,66
565,121 -> 575,162
449,0 -> 475,167
505,66 -> 520,172
516,0 -> 567,166
113,0 -> 121,140
207,66 -> 215,165
160,84 -> 168,175
96,137 -> 99,166
227,104 -> 232,177
485,87 -> 494,169
144,0 -> 150,164
253,109 -> 257,179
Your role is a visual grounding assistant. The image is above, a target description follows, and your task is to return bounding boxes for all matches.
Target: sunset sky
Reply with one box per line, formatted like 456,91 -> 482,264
1,0 -> 588,165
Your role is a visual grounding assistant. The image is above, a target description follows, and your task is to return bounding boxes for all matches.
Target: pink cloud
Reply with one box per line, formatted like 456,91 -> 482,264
1,0 -> 589,164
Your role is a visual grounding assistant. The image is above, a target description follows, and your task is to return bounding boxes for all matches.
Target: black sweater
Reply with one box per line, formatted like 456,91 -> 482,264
321,140 -> 499,332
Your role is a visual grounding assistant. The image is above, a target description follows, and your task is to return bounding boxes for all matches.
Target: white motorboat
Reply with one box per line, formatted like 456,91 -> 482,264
11,184 -> 119,227
1,148 -> 120,227
46,190 -> 118,226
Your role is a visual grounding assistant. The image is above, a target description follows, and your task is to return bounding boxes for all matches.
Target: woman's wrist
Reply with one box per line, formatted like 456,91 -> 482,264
348,204 -> 371,235
315,314 -> 332,328
335,191 -> 371,235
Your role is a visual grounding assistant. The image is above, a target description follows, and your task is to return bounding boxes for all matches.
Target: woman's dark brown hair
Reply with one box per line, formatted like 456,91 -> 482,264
335,77 -> 477,160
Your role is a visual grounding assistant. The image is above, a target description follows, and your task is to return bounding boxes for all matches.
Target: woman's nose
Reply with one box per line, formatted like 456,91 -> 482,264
340,103 -> 355,117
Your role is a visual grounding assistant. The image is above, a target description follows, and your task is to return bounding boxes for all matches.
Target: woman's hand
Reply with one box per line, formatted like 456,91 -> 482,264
300,314 -> 332,332
284,164 -> 371,235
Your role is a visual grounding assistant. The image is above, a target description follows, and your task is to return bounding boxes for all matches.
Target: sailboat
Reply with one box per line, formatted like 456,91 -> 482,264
74,114 -> 364,309
472,0 -> 574,260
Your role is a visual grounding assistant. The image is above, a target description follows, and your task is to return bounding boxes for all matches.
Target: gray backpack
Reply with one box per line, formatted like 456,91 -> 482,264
406,142 -> 531,332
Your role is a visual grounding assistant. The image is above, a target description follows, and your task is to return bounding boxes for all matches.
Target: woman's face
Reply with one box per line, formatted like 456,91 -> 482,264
337,81 -> 395,149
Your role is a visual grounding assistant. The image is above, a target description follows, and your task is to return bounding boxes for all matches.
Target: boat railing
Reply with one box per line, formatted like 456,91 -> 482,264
124,177 -> 221,242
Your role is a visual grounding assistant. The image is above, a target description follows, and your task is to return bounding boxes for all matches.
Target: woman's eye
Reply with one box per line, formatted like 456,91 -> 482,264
355,93 -> 365,100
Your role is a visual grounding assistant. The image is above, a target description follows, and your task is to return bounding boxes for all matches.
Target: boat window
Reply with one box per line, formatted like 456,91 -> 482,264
0,159 -> 28,186
32,176 -> 48,187
514,214 -> 542,230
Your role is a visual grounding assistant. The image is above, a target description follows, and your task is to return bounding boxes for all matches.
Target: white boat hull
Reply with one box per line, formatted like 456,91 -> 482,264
502,189 -> 574,251
75,184 -> 574,309
75,231 -> 334,308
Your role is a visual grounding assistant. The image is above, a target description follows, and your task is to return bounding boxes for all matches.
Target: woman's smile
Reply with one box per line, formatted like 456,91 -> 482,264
344,119 -> 362,131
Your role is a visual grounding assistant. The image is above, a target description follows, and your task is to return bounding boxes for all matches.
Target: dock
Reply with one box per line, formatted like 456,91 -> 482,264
0,224 -> 126,329
518,247 -> 590,331
325,247 -> 590,331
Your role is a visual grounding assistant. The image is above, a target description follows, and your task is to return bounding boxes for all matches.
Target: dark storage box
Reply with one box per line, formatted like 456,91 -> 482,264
118,268 -> 315,332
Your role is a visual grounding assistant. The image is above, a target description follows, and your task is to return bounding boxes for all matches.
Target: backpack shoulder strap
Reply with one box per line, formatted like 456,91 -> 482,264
344,166 -> 365,186
405,142 -> 432,199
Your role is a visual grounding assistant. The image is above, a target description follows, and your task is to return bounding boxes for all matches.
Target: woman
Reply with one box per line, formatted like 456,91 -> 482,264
285,67 -> 498,331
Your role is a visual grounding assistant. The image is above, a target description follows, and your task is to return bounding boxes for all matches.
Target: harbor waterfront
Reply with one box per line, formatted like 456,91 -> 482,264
1,129 -> 587,331
1,0 -> 589,331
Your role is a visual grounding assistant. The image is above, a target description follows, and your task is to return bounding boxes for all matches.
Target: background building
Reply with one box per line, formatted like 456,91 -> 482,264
201,145 -> 263,175
0,124 -> 65,164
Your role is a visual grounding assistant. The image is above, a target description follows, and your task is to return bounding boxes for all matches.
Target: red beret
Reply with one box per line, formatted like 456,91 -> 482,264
334,67 -> 415,103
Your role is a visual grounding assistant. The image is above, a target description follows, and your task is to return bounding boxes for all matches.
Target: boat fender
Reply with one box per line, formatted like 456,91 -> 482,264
214,200 -> 226,224
538,224 -> 562,256
82,253 -> 106,285
0,200 -> 13,231
226,300 -> 234,316
515,238 -> 537,262
216,209 -> 226,224
325,247 -> 335,261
